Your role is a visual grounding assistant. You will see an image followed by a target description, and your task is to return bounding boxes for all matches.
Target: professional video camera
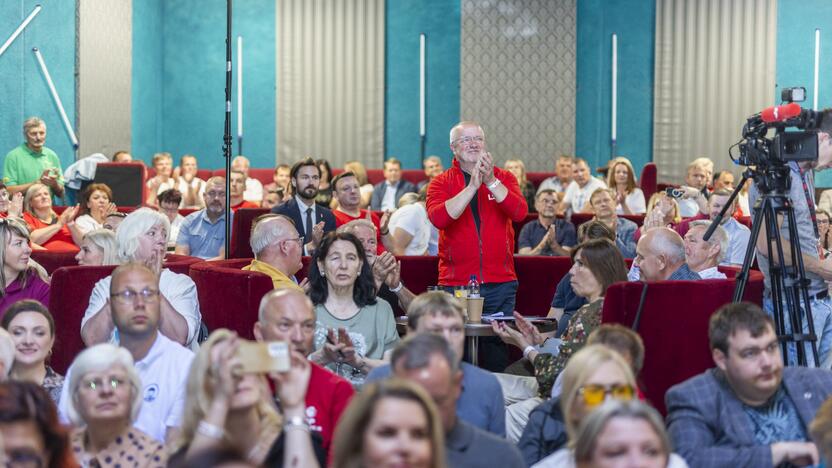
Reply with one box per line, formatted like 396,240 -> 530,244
735,87 -> 823,169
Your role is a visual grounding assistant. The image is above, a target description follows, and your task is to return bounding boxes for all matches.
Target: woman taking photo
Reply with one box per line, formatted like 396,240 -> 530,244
308,232 -> 399,387
606,157 -> 646,215
505,159 -> 537,212
75,229 -> 119,266
332,379 -> 446,468
64,343 -> 166,467
169,329 -> 324,467
0,218 -> 49,316
1,300 -> 63,403
73,183 -> 116,237
22,183 -> 78,251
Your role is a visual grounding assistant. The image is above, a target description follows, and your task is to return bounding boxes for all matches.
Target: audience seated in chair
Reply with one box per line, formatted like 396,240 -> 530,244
558,158 -> 606,214
314,159 -> 334,207
145,152 -> 175,207
632,227 -> 701,281
23,183 -> 78,251
537,155 -> 574,199
158,189 -> 186,249
367,291 -> 506,437
390,333 -> 524,467
589,188 -> 638,258
331,171 -> 389,253
0,183 -> 24,220
370,158 -> 417,211
231,155 -> 264,204
243,214 -> 304,291
417,155 -> 444,191
504,159 -> 537,213
61,263 -> 195,443
175,177 -> 228,260
386,191 -> 433,256
307,232 -> 399,388
254,288 -> 355,458
262,163 -> 291,209
517,189 -> 577,256
683,220 -> 729,279
706,189 -> 750,266
172,154 -> 206,209
677,160 -> 710,217
82,209 -> 202,349
343,160 -> 374,209
0,218 -> 49,316
75,229 -> 118,267
607,157 -> 647,215
73,183 -> 116,238
63,344 -> 168,466
103,211 -> 126,232
666,302 -> 832,467
229,170 -> 260,211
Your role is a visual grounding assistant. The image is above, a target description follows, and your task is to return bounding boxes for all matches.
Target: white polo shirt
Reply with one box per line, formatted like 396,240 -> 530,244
59,332 -> 194,443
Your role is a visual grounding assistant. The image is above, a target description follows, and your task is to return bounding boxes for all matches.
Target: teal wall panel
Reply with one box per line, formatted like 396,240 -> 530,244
132,0 -> 164,161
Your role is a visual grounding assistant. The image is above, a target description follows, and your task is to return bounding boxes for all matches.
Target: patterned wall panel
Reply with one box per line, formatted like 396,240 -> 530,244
461,0 -> 576,172
78,0 -> 132,159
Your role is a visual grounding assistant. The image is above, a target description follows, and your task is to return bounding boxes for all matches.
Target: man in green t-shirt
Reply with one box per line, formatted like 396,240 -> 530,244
3,117 -> 64,199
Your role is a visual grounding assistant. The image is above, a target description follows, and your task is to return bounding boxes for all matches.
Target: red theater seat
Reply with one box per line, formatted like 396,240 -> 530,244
189,259 -> 274,339
513,256 -> 573,316
600,268 -> 764,415
639,162 -> 658,201
31,251 -> 78,275
229,208 -> 270,258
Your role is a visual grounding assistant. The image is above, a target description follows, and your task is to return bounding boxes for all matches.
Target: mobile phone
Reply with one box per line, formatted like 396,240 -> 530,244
665,187 -> 685,199
235,340 -> 290,374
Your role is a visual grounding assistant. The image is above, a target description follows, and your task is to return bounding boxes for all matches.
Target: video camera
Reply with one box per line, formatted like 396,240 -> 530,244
735,87 -> 824,168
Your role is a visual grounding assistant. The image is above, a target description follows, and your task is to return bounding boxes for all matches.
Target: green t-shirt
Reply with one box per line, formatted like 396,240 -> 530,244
3,143 -> 64,194
313,298 -> 400,387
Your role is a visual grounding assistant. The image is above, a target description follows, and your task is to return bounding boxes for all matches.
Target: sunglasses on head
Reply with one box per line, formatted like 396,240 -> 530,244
577,383 -> 635,407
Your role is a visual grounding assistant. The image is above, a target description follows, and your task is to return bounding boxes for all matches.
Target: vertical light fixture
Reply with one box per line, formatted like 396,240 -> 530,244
33,47 -> 78,148
611,33 -> 618,160
419,33 -> 426,160
237,35 -> 244,153
0,4 -> 42,58
814,28 -> 821,111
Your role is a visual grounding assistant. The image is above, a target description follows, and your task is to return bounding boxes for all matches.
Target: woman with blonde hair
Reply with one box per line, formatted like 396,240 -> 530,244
75,228 -> 118,266
0,218 -> 49,315
606,157 -> 645,214
169,329 -> 324,467
343,161 -> 374,209
505,159 -> 537,212
640,192 -> 682,237
22,183 -> 78,251
531,345 -> 640,467
332,379 -> 446,468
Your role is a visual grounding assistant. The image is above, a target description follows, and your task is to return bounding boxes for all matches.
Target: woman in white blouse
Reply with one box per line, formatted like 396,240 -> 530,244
606,157 -> 646,215
74,183 -> 116,236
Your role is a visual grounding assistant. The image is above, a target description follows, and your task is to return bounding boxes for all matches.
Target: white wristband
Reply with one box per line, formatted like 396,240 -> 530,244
487,179 -> 502,190
523,345 -> 536,360
197,421 -> 225,440
390,281 -> 404,293
283,415 -> 310,433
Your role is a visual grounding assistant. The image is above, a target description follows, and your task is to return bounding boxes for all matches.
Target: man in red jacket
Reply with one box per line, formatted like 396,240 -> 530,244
253,288 -> 354,459
427,121 -> 528,317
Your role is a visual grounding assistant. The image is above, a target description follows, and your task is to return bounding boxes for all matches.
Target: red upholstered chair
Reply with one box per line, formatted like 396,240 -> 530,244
229,208 -> 270,258
526,172 -> 558,187
639,162 -> 658,201
211,169 -> 274,186
163,254 -> 204,275
49,265 -> 117,374
188,259 -> 274,339
513,256 -> 573,316
401,170 -> 427,186
600,269 -> 765,415
31,251 -> 79,275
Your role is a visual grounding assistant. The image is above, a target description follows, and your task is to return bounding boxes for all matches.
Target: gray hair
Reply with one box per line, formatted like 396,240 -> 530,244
406,291 -> 466,330
115,208 -> 170,262
449,121 -> 483,145
0,328 -> 13,379
257,288 -> 314,322
689,220 -> 728,262
83,229 -> 119,265
250,215 -> 295,257
647,227 -> 686,264
337,219 -> 376,235
573,400 -> 672,463
423,156 -> 442,167
391,333 -> 459,374
65,344 -> 143,426
23,117 -> 45,134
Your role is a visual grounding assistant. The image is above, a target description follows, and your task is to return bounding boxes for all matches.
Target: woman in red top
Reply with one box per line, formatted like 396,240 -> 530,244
22,184 -> 79,252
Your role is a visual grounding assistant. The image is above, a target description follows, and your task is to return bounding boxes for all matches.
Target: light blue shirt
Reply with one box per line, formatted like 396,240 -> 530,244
176,209 -> 231,259
720,217 -> 751,266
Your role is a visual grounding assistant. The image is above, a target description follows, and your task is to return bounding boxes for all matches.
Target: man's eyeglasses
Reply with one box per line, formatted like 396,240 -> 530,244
453,136 -> 484,146
205,190 -> 226,199
110,288 -> 160,304
79,376 -> 128,393
282,236 -> 304,245
577,383 -> 635,408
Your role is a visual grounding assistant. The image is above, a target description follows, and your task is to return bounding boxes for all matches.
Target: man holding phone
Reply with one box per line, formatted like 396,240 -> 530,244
253,288 -> 354,457
517,189 -> 576,256
3,117 -> 64,201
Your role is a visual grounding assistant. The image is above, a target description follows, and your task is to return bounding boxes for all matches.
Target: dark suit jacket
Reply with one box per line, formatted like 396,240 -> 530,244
370,180 -> 417,210
272,198 -> 337,238
665,367 -> 832,467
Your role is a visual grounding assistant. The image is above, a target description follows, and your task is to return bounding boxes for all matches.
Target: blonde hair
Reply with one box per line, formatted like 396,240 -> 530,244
559,344 -> 637,440
83,229 -> 119,265
646,192 -> 681,224
504,159 -> 528,186
0,218 -> 36,298
65,344 -> 142,426
332,379 -> 446,468
171,329 -> 282,454
606,157 -> 637,193
115,208 -> 170,262
344,161 -> 369,186
23,184 -> 56,220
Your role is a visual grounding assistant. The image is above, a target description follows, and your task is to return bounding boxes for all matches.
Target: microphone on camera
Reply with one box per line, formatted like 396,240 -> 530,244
760,103 -> 802,123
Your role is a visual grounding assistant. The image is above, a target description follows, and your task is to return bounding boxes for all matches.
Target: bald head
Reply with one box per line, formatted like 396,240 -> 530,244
635,227 -> 687,281
254,288 -> 316,355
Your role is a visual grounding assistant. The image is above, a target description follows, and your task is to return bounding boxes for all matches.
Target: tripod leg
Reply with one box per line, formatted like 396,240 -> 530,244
782,200 -> 820,366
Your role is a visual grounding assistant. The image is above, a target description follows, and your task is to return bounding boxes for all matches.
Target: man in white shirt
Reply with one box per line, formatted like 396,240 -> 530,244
173,154 -> 206,209
370,158 -> 417,211
60,263 -> 194,443
537,155 -> 574,198
558,158 -> 606,214
684,220 -> 729,279
231,155 -> 263,203
708,190 -> 750,266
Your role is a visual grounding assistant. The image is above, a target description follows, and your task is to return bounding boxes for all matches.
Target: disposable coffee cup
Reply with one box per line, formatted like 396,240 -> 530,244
467,297 -> 484,323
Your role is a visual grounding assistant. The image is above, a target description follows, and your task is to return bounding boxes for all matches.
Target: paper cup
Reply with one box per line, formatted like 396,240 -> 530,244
467,297 -> 484,323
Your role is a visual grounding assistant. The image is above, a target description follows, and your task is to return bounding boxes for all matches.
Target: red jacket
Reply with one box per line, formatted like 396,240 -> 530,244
427,159 -> 528,286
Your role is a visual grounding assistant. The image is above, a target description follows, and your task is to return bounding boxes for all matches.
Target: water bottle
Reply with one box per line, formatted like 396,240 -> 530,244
467,275 -> 480,298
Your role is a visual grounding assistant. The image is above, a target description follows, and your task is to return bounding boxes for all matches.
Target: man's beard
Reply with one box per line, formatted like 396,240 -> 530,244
299,185 -> 318,200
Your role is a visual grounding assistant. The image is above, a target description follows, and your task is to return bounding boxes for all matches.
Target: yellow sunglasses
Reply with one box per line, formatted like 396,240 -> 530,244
577,383 -> 635,407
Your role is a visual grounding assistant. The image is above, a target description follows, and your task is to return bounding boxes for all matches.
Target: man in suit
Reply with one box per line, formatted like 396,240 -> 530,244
666,302 -> 832,467
370,157 -> 417,211
272,157 -> 337,256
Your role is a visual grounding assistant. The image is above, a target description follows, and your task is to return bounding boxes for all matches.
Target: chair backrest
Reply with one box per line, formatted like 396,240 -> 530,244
188,260 -> 274,339
49,265 -> 118,374
93,163 -> 148,206
163,254 -> 204,275
639,162 -> 658,201
229,208 -> 270,258
600,270 -> 764,415
514,256 -> 573,316
31,251 -> 78,275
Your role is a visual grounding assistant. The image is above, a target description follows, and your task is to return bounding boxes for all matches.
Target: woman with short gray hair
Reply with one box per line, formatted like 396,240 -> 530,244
65,343 -> 167,467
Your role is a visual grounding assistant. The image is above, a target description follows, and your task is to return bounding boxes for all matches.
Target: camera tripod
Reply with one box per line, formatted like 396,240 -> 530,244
706,168 -> 819,366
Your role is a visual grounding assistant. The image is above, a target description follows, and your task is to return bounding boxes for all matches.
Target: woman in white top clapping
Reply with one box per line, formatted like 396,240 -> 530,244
606,157 -> 646,215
